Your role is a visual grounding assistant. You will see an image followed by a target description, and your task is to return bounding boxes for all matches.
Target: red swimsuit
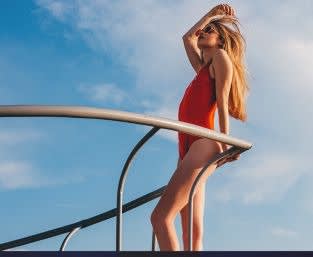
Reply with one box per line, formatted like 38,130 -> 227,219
178,62 -> 217,159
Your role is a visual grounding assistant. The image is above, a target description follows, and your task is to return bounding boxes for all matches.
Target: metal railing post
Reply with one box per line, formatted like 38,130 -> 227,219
187,146 -> 247,251
59,227 -> 81,251
116,127 -> 159,251
152,231 -> 157,251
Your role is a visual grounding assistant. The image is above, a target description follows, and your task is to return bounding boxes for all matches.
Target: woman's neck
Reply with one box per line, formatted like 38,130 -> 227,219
202,47 -> 218,64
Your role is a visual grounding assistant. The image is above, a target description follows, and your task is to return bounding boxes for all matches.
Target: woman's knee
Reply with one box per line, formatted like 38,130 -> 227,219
150,208 -> 159,224
150,209 -> 172,231
151,207 -> 172,224
150,210 -> 159,229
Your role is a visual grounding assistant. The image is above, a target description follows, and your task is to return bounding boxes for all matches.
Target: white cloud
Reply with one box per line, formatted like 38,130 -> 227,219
35,0 -> 197,112
0,160 -> 86,190
0,161 -> 43,190
36,0 -> 74,21
0,130 -> 42,145
0,130 -> 47,190
78,83 -> 128,105
213,151 -> 302,205
0,128 -> 85,190
270,226 -> 298,238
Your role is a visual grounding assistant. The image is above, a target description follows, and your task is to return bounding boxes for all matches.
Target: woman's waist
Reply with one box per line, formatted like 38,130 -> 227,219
177,120 -> 215,134
178,100 -> 217,116
178,113 -> 215,125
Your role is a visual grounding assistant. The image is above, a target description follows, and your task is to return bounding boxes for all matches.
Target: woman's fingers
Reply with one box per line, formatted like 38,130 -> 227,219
220,3 -> 236,16
209,3 -> 236,16
216,158 -> 226,167
229,5 -> 236,16
222,4 -> 228,13
217,153 -> 240,167
228,153 -> 240,162
210,4 -> 225,16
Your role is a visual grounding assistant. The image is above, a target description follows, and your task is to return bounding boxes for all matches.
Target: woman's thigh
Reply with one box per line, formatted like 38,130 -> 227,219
179,180 -> 206,237
152,138 -> 221,221
177,154 -> 206,237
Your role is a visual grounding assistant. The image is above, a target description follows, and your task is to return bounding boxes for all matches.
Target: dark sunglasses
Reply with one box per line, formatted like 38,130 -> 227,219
203,25 -> 216,34
195,25 -> 219,37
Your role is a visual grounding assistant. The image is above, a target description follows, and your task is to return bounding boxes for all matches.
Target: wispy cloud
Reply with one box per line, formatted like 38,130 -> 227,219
0,129 -> 45,190
78,83 -> 128,105
35,0 -> 195,114
0,128 -> 85,190
213,151 -> 303,205
0,129 -> 43,145
0,161 -> 44,190
0,161 -> 85,190
270,226 -> 298,238
36,0 -> 74,21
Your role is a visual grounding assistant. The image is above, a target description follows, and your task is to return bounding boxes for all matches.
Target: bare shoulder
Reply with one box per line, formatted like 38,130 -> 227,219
211,49 -> 233,85
212,49 -> 232,67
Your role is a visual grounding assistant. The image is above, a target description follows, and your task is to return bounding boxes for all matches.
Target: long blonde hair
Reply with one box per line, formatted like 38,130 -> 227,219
204,15 -> 249,122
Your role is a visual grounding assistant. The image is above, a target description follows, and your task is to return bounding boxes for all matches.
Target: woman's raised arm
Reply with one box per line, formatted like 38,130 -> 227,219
182,4 -> 235,73
183,4 -> 235,38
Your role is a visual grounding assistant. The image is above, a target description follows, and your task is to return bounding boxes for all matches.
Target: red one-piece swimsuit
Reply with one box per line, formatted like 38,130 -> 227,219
178,61 -> 217,160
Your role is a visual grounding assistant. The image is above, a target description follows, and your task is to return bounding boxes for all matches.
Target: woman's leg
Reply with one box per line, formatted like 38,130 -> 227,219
180,181 -> 206,251
178,156 -> 206,250
150,138 -> 221,251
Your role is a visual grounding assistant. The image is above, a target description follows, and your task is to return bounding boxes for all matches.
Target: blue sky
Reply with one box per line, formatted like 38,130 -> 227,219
1,0 -> 313,251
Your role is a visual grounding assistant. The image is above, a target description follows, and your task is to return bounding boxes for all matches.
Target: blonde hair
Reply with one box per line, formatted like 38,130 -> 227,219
204,15 -> 250,122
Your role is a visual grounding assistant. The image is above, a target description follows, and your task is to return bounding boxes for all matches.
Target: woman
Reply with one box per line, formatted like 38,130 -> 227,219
150,3 -> 249,251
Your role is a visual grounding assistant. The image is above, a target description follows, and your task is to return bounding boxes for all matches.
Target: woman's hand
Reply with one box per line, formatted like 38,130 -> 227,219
208,3 -> 236,17
216,153 -> 240,167
220,142 -> 229,152
227,152 -> 240,162
216,144 -> 241,167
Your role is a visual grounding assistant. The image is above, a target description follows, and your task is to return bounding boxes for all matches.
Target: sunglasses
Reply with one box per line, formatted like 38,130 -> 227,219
195,25 -> 218,37
203,25 -> 216,34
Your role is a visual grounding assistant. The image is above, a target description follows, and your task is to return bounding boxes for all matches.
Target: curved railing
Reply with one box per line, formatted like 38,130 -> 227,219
0,105 -> 252,251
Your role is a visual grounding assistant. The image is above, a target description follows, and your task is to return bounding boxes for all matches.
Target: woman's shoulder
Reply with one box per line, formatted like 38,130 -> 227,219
212,49 -> 230,62
212,49 -> 232,69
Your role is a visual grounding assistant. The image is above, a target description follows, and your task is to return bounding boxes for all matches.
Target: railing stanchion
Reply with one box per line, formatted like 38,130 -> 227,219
187,146 -> 247,251
116,127 -> 160,252
59,227 -> 81,251
152,230 -> 157,251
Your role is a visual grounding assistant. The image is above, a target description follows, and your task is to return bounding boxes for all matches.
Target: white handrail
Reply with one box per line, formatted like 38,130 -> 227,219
0,105 -> 252,149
